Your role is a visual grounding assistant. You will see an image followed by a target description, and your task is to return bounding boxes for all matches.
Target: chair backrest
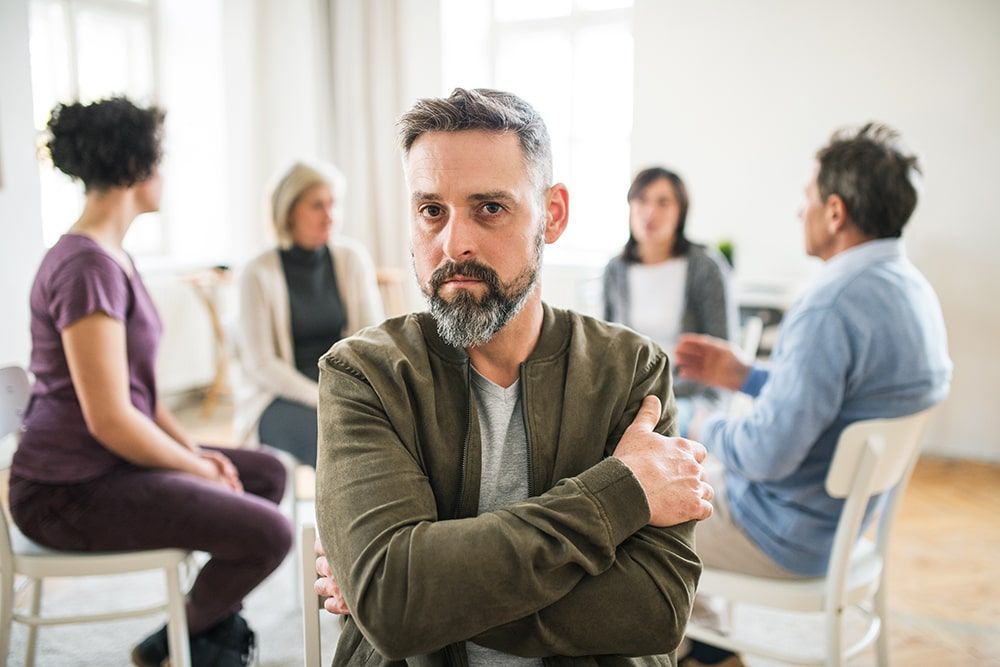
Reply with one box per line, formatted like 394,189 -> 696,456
0,366 -> 31,443
727,316 -> 765,417
825,408 -> 933,499
739,315 -> 764,361
822,407 -> 934,608
1,366 -> 32,561
376,267 -> 407,318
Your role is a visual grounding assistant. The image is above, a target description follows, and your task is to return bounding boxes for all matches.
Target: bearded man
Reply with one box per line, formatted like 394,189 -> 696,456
313,88 -> 714,666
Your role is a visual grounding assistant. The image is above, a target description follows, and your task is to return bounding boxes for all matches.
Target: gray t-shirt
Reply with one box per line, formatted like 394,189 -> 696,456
465,368 -> 543,667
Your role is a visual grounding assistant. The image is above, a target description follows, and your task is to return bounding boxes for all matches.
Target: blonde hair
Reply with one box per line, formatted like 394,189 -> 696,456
270,161 -> 346,247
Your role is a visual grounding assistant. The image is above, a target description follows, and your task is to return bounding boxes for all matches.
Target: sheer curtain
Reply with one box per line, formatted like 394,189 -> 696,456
316,0 -> 440,281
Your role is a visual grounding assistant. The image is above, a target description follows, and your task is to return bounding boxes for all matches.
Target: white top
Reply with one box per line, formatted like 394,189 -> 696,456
466,368 -> 542,667
627,258 -> 688,351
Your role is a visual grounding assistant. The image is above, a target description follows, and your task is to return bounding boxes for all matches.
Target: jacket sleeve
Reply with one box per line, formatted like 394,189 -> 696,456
470,351 -> 701,657
316,360 -> 656,661
237,262 -> 318,407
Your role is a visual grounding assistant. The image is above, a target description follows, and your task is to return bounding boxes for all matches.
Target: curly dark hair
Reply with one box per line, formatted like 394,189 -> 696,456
46,97 -> 165,192
816,122 -> 921,239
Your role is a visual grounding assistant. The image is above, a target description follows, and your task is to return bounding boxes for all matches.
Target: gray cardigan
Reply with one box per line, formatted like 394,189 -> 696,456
602,244 -> 737,400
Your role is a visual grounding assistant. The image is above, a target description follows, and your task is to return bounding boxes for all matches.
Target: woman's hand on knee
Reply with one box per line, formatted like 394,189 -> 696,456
197,451 -> 244,493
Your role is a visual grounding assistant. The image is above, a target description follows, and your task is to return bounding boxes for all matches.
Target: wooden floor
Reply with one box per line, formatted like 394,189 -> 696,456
883,457 -> 1000,665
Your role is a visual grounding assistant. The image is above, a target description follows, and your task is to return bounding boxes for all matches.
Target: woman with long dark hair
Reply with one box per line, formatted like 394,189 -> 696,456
602,167 -> 737,419
9,97 -> 292,666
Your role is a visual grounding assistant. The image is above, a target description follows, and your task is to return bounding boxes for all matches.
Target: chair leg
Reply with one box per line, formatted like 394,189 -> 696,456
0,567 -> 14,667
301,524 -> 322,667
874,586 -> 890,666
825,605 -> 844,667
24,578 -> 42,667
292,490 -> 301,594
165,565 -> 192,667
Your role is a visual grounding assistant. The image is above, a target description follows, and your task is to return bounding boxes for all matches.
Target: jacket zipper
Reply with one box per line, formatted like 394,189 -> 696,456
519,363 -> 536,497
447,364 -> 474,667
454,360 -> 473,518
520,362 -> 547,667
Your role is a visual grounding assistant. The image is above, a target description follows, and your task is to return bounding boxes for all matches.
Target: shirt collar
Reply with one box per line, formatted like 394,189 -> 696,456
817,238 -> 905,284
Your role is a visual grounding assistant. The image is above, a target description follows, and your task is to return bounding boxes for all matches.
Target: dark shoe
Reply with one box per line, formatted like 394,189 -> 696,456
678,639 -> 746,667
678,658 -> 746,667
191,613 -> 257,667
132,614 -> 257,667
131,625 -> 168,667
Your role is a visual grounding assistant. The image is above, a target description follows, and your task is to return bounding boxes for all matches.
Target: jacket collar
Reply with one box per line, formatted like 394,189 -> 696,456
418,302 -> 570,365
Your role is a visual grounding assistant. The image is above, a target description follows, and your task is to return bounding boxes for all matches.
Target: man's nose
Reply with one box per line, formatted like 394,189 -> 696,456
441,215 -> 477,261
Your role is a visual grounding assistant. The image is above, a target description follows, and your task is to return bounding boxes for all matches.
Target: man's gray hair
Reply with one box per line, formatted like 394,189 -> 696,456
816,122 -> 921,239
397,88 -> 553,192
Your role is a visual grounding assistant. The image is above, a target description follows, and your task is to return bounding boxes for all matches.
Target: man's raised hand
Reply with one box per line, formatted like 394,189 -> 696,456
613,395 -> 713,527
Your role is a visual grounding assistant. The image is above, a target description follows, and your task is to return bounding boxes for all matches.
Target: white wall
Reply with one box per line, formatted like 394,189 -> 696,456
0,0 -> 45,368
633,0 -> 1000,460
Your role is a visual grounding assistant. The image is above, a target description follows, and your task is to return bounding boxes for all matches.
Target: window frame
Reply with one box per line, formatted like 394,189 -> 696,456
29,0 -> 165,254
486,0 -> 635,267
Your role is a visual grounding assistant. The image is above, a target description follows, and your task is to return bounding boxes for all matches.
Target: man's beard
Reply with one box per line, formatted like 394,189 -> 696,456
419,230 -> 543,349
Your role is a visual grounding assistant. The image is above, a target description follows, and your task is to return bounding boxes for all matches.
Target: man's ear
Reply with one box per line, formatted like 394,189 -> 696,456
825,193 -> 849,234
544,183 -> 569,243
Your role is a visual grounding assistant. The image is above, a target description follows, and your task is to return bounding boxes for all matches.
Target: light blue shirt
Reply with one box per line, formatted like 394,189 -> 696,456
701,239 -> 952,576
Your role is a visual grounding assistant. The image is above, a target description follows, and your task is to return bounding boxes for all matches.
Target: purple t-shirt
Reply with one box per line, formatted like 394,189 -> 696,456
12,234 -> 162,483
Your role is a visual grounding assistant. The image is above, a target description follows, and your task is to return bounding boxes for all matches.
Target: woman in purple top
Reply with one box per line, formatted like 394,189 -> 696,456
9,97 -> 292,667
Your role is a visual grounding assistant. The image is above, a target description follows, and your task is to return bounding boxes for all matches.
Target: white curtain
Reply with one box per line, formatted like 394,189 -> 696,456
317,0 -> 429,275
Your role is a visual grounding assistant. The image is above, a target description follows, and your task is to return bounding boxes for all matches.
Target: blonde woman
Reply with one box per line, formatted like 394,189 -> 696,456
237,162 -> 384,465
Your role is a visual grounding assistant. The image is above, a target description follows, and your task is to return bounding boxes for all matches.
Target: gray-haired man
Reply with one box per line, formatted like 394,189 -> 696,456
314,88 -> 713,666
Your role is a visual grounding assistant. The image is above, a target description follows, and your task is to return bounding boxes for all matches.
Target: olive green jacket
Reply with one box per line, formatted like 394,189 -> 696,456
316,304 -> 701,666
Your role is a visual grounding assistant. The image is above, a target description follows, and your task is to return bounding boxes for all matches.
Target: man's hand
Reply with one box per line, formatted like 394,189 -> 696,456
613,395 -> 713,527
314,537 -> 351,615
674,334 -> 751,391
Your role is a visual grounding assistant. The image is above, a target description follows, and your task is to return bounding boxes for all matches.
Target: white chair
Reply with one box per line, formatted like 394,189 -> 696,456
0,366 -> 192,667
301,522 -> 323,667
686,407 -> 935,666
263,445 -> 316,596
738,315 -> 764,361
727,315 -> 764,417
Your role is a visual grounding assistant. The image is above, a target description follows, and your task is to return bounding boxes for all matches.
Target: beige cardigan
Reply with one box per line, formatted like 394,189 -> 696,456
234,236 -> 385,443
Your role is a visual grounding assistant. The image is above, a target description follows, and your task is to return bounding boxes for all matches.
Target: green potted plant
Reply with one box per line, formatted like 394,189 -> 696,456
717,238 -> 735,267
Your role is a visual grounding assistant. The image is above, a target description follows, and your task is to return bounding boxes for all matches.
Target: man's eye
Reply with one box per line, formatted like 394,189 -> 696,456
482,202 -> 504,215
421,205 -> 443,218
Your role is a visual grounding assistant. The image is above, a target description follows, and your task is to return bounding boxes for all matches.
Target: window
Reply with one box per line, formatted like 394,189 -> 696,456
28,0 -> 163,254
442,0 -> 635,266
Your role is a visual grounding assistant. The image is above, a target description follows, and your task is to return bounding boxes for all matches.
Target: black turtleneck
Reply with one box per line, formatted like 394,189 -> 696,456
279,244 -> 347,381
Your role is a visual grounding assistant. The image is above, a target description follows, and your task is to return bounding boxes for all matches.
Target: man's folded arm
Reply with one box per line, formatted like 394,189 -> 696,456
471,347 -> 700,658
315,363 -> 651,661
471,521 -> 698,657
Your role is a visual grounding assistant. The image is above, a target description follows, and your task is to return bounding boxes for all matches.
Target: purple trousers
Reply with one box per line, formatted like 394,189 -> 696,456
8,447 -> 293,634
